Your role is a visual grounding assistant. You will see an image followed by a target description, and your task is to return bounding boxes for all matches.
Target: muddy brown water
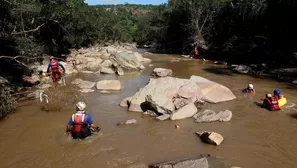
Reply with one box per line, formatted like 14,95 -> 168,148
1,54 -> 297,168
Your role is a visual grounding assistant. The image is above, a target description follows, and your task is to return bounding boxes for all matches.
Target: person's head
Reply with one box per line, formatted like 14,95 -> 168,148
266,93 -> 272,98
273,89 -> 281,96
50,56 -> 55,61
75,101 -> 87,112
248,84 -> 254,90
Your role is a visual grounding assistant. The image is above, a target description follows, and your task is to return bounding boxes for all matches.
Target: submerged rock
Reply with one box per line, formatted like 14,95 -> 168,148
193,109 -> 232,123
117,119 -> 137,125
149,155 -> 227,168
79,89 -> 95,93
77,80 -> 95,89
196,131 -> 224,146
96,80 -> 121,90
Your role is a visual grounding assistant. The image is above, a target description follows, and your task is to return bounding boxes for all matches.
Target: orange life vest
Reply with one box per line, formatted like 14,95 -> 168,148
50,59 -> 59,70
265,97 -> 280,111
72,113 -> 86,133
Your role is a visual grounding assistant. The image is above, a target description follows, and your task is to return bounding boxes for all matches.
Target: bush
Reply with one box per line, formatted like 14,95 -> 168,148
0,86 -> 16,119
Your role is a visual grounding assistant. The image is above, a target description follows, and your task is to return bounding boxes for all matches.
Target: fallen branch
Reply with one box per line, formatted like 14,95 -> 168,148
0,55 -> 44,67
11,23 -> 45,35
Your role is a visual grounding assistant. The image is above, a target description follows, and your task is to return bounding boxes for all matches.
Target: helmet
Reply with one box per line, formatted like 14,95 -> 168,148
266,93 -> 272,98
248,84 -> 253,89
273,89 -> 281,95
49,56 -> 55,60
75,101 -> 87,111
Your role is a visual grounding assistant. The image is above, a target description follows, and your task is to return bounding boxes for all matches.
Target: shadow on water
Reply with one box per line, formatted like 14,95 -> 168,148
202,66 -> 234,76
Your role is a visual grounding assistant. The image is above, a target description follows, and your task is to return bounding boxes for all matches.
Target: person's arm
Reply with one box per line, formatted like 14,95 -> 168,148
46,64 -> 51,73
66,117 -> 73,132
86,114 -> 99,131
58,62 -> 65,71
261,99 -> 267,108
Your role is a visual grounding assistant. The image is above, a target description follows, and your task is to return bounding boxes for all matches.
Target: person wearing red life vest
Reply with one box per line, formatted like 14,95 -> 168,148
190,47 -> 199,58
46,56 -> 65,84
66,101 -> 100,139
261,93 -> 280,111
242,84 -> 256,94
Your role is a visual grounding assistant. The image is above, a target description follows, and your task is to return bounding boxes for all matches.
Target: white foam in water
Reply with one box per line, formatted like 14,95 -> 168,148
284,103 -> 296,109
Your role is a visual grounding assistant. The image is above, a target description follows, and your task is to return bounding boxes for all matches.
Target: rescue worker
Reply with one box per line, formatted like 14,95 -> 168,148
261,93 -> 280,111
273,89 -> 283,100
242,84 -> 255,94
46,56 -> 65,84
190,48 -> 199,59
66,101 -> 100,139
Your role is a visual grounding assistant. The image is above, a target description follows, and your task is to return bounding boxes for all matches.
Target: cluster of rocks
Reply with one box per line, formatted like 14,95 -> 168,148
120,75 -> 235,122
24,44 -> 152,88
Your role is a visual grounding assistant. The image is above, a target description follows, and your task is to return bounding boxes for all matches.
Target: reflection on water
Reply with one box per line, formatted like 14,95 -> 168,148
1,54 -> 297,168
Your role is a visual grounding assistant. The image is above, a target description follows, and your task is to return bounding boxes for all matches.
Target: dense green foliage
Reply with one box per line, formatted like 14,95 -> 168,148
140,0 -> 297,67
0,0 -> 158,79
1,0 -> 297,80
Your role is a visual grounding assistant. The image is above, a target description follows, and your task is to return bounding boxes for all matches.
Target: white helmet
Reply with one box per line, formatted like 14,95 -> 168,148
248,84 -> 254,89
75,101 -> 87,111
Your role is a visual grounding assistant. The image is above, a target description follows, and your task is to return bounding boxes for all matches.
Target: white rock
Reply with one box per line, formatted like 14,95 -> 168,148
152,68 -> 173,77
196,131 -> 224,146
101,67 -> 115,74
170,103 -> 198,120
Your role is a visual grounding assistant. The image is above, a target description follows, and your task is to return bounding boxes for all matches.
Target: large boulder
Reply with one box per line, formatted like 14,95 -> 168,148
193,109 -> 232,123
101,67 -> 115,74
152,68 -> 173,77
124,76 -> 235,115
101,59 -> 113,67
128,77 -> 188,113
190,76 -> 236,103
96,80 -> 121,90
110,51 -> 142,70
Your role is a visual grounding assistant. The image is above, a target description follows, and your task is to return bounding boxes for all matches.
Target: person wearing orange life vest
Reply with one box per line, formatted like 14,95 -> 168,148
46,56 -> 65,83
261,94 -> 280,111
242,84 -> 256,94
66,101 -> 100,139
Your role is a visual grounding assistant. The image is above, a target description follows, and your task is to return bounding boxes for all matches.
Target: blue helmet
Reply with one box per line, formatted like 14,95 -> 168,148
273,90 -> 281,95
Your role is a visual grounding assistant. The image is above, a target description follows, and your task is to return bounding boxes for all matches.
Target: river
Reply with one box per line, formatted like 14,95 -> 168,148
1,54 -> 297,168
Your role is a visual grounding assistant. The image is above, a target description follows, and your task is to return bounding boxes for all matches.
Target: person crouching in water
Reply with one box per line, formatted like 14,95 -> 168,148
242,84 -> 255,94
66,101 -> 100,139
261,94 -> 280,111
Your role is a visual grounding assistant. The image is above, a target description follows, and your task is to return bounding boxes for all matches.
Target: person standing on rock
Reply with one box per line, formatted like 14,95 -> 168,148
242,84 -> 255,94
46,56 -> 65,86
66,101 -> 100,139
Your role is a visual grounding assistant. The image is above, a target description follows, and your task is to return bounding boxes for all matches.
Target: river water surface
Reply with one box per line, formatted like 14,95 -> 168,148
1,54 -> 297,168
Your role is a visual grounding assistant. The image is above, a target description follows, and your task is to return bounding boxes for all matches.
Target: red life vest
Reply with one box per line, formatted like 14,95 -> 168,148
245,89 -> 255,94
274,95 -> 281,100
265,97 -> 280,111
72,113 -> 86,133
50,59 -> 59,70
193,49 -> 199,55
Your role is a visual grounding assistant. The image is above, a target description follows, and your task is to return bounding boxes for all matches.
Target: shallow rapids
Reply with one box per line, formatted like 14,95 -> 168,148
1,54 -> 297,168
